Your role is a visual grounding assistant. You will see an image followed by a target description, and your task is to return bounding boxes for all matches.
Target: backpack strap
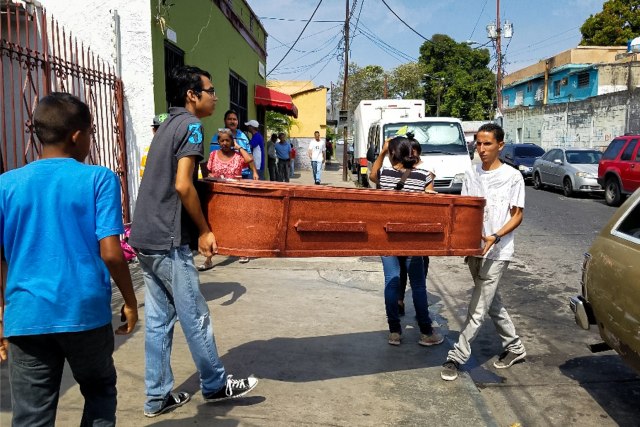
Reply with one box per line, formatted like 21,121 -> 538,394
395,168 -> 412,191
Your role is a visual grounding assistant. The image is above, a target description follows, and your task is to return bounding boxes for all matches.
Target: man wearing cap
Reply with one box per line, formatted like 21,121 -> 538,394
245,120 -> 265,180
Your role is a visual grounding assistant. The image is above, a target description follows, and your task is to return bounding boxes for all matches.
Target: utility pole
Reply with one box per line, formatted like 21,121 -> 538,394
341,0 -> 349,181
486,0 -> 512,117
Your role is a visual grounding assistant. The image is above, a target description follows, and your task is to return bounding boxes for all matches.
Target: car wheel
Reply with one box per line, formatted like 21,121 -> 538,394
604,178 -> 622,206
533,172 -> 544,190
563,177 -> 573,197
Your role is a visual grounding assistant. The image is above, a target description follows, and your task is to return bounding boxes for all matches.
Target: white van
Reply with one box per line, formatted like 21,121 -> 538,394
366,117 -> 472,193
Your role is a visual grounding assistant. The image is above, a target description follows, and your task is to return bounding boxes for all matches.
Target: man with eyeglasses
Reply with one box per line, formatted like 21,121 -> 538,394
129,65 -> 258,418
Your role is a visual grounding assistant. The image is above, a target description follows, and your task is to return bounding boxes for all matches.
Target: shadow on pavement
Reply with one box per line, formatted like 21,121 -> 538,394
559,355 -> 640,426
200,281 -> 246,306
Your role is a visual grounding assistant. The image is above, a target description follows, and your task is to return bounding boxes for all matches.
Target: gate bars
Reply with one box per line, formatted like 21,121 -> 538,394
1,1 -> 130,221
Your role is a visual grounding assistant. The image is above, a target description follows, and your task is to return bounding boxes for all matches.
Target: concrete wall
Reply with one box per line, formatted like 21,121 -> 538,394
43,0 -> 154,203
504,88 -> 640,150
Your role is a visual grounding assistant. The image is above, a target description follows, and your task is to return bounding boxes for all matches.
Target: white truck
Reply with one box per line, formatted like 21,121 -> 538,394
352,99 -> 425,186
365,117 -> 472,193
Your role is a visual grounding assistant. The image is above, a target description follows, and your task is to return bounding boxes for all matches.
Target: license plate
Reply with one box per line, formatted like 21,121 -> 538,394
360,167 -> 368,174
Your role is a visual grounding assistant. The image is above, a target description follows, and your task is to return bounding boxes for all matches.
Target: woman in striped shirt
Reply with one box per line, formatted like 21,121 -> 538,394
369,136 -> 443,347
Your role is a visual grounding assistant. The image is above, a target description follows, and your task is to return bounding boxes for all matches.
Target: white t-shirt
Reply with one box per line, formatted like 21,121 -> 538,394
309,140 -> 326,162
462,163 -> 525,261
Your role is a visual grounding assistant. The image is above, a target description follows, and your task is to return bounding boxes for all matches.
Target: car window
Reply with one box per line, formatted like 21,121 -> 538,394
550,150 -> 562,162
501,146 -> 513,158
541,151 -> 553,160
565,150 -> 602,164
515,146 -> 545,157
620,139 -> 638,161
613,198 -> 640,242
602,139 -> 627,160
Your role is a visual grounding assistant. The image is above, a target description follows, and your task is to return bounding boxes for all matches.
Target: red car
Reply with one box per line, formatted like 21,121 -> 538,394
598,135 -> 640,206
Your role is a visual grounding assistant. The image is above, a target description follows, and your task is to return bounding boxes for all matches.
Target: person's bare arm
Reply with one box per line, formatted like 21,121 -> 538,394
481,206 -> 524,255
175,156 -> 217,256
369,139 -> 390,184
99,236 -> 138,334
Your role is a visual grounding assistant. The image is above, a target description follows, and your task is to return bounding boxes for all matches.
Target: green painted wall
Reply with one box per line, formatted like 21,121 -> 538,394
150,0 -> 266,149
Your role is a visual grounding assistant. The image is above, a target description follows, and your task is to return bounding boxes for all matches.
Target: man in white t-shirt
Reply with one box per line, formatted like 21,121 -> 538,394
308,130 -> 326,185
441,123 -> 527,381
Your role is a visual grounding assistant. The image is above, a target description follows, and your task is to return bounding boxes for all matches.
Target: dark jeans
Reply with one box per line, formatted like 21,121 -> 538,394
399,256 -> 430,302
8,324 -> 117,427
277,158 -> 290,182
268,157 -> 277,181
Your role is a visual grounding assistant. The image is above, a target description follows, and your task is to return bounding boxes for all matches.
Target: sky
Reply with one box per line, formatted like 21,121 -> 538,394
249,0 -> 607,88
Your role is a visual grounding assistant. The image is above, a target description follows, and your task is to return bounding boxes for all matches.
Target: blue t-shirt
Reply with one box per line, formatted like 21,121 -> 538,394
249,132 -> 265,171
211,130 -> 252,178
275,141 -> 292,160
0,158 -> 124,337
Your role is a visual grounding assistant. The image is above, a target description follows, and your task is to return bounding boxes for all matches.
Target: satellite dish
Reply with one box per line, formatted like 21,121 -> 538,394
630,36 -> 640,53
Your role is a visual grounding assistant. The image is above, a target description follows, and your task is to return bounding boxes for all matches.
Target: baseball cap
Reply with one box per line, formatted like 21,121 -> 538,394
152,113 -> 169,127
245,119 -> 260,128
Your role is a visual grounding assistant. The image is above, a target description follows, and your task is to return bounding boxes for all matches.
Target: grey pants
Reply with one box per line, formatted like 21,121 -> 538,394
447,257 -> 525,365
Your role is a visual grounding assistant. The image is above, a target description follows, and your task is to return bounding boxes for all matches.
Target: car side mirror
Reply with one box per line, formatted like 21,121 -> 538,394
553,159 -> 562,165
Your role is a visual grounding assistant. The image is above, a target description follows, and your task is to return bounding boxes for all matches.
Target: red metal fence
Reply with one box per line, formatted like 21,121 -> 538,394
0,1 -> 130,221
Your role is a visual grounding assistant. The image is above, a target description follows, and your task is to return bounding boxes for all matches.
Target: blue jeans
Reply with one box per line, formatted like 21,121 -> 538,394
8,324 -> 117,427
311,161 -> 322,183
136,245 -> 226,413
381,256 -> 433,335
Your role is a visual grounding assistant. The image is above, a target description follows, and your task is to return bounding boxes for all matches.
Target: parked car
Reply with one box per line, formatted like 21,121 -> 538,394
570,188 -> 640,374
598,134 -> 640,206
499,143 -> 545,182
532,148 -> 603,197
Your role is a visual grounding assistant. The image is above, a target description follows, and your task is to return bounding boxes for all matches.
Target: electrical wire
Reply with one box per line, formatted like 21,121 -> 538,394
378,0 -> 432,43
269,24 -> 342,50
266,0 -> 325,77
260,16 -> 342,23
357,25 -> 417,62
468,0 -> 489,41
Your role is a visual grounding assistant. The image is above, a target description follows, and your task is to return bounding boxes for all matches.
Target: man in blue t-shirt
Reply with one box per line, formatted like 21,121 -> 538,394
275,132 -> 292,182
245,120 -> 265,180
0,93 -> 138,426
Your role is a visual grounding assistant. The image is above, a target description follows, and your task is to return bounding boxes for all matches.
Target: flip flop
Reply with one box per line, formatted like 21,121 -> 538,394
197,263 -> 214,271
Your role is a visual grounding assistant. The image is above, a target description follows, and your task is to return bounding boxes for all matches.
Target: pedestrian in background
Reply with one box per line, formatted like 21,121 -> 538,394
290,143 -> 297,177
267,133 -> 278,181
210,110 -> 259,180
129,65 -> 257,417
308,130 -> 326,185
0,92 -> 138,426
441,122 -> 527,382
369,136 -> 443,348
276,132 -> 292,182
245,119 -> 265,180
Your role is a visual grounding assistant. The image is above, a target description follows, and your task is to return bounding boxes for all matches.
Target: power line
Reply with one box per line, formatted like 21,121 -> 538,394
260,16 -> 341,23
468,0 -> 489,41
357,24 -> 417,62
269,24 -> 342,50
266,0 -> 325,77
378,0 -> 432,43
507,27 -> 579,57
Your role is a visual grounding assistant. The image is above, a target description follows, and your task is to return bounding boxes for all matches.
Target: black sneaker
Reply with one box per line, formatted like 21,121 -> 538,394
143,391 -> 191,418
440,360 -> 460,381
493,350 -> 526,369
204,375 -> 258,403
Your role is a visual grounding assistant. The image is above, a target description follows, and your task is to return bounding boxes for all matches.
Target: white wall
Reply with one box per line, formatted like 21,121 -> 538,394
41,0 -> 154,205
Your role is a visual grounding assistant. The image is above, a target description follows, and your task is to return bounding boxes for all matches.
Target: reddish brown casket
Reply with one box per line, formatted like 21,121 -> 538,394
197,179 -> 485,257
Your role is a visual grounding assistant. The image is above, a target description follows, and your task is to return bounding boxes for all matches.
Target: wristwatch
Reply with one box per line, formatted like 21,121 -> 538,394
491,233 -> 501,244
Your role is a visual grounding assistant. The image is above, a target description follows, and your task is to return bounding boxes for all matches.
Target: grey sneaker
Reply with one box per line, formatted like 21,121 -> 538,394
388,332 -> 401,346
440,360 -> 460,381
418,332 -> 444,346
144,391 -> 191,418
493,350 -> 526,369
204,375 -> 258,402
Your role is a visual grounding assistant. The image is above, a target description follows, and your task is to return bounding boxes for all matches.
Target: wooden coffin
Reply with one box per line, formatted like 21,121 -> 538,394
197,179 -> 485,257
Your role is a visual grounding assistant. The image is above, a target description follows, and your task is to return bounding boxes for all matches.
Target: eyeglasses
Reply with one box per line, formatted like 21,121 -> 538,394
200,87 -> 216,96
218,128 -> 232,132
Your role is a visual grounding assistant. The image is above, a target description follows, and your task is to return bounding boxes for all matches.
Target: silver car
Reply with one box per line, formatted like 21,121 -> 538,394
532,148 -> 603,197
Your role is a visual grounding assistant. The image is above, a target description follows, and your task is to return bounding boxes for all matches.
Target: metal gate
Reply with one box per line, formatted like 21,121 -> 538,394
1,1 -> 130,221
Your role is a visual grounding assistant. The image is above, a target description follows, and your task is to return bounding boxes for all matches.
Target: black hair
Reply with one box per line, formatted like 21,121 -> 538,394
407,134 -> 422,156
270,133 -> 278,141
167,65 -> 211,107
477,123 -> 504,142
388,136 -> 419,169
224,109 -> 238,120
33,92 -> 91,145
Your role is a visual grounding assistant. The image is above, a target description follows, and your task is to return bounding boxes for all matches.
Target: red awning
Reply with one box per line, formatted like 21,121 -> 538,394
255,85 -> 298,118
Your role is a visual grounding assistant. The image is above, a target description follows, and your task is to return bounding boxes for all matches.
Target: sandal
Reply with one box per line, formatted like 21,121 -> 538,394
197,262 -> 214,271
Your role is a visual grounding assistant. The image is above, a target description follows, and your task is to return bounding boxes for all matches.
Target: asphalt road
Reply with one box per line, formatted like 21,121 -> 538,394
458,184 -> 640,426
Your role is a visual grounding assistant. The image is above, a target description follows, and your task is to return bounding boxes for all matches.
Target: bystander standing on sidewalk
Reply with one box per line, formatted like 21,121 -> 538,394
128,65 -> 257,418
267,133 -> 278,181
245,119 -> 265,180
308,130 -> 326,185
441,123 -> 527,381
0,92 -> 138,426
276,132 -> 292,182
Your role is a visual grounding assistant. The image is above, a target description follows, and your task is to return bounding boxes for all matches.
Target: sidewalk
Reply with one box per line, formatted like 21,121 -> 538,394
0,163 -> 497,426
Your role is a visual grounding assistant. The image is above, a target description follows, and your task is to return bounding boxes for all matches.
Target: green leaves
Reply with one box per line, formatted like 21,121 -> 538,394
580,0 -> 640,46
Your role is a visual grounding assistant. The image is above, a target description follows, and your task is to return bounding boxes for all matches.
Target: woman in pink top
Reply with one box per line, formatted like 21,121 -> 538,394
198,129 -> 253,271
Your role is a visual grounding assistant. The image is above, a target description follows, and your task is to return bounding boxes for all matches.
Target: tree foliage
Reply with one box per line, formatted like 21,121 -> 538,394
388,62 -> 427,99
419,34 -> 495,120
580,0 -> 640,46
265,110 -> 298,137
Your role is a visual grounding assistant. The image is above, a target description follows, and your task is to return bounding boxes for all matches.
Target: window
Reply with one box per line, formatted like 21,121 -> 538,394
164,41 -> 185,109
602,139 -> 626,160
553,80 -> 561,96
527,81 -> 533,93
621,139 -> 638,161
614,200 -> 640,241
515,146 -> 545,157
577,72 -> 590,88
515,91 -> 524,106
229,71 -> 248,127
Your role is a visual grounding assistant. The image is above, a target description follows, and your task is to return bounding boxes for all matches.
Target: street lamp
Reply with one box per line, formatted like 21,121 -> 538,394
423,74 -> 446,117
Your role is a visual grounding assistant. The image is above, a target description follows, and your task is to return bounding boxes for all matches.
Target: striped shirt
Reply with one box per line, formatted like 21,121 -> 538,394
378,165 -> 433,192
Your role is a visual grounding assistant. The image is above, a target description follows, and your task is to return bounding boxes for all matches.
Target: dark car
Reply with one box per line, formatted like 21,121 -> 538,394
597,134 -> 640,206
499,143 -> 545,181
